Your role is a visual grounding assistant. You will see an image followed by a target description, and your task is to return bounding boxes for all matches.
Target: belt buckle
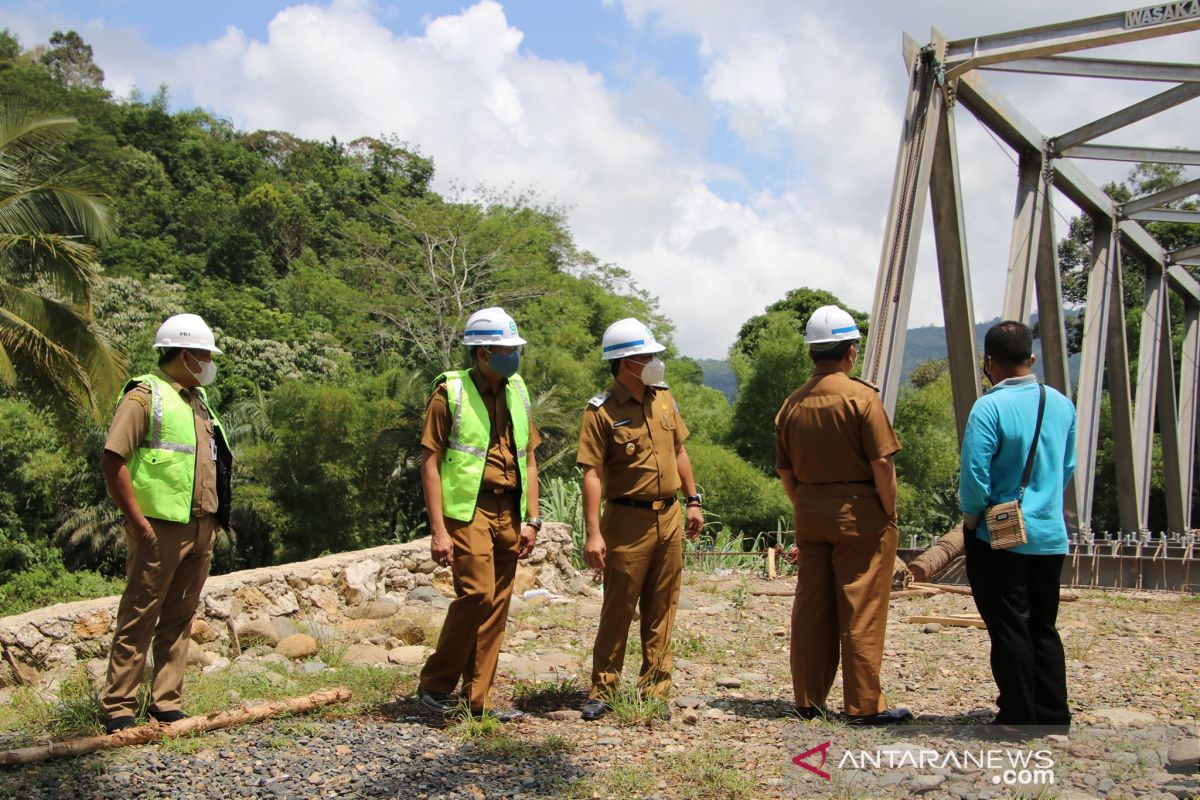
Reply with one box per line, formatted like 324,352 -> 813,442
650,499 -> 666,511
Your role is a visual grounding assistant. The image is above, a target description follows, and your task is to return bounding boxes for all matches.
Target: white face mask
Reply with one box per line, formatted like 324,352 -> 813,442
638,356 -> 666,386
185,352 -> 218,386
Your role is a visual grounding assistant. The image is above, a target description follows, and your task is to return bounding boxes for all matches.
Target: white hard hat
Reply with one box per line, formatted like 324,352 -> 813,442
805,305 -> 861,348
153,313 -> 222,354
601,317 -> 665,360
462,307 -> 527,346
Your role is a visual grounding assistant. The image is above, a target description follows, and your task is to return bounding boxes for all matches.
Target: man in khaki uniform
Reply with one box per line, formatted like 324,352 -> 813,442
775,305 -> 911,725
101,314 -> 232,734
417,308 -> 539,721
577,318 -> 703,721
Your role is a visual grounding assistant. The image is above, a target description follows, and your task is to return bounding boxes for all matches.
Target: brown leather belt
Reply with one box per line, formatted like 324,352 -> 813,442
609,496 -> 676,511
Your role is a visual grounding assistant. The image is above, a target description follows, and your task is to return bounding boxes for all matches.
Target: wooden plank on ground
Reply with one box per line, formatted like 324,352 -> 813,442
909,582 -> 1079,601
890,588 -> 941,599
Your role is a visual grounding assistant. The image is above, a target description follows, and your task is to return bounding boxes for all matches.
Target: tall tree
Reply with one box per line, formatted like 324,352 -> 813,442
0,107 -> 125,421
361,188 -> 559,370
39,31 -> 104,90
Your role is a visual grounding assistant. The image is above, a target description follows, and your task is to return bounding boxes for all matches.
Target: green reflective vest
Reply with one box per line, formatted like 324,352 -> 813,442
436,370 -> 531,522
120,373 -> 227,524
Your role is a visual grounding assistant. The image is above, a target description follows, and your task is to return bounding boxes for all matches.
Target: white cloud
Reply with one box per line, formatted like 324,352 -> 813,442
8,0 -> 1198,357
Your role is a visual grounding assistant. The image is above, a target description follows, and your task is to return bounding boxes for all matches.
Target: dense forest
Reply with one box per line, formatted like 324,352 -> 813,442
0,30 -> 1195,615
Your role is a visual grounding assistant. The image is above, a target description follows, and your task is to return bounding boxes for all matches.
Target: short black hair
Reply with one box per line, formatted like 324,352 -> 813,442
809,340 -> 855,363
610,357 -> 622,377
158,347 -> 182,368
984,321 -> 1034,368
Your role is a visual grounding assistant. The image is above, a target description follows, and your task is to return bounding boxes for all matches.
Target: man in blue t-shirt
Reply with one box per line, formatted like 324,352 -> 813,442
959,321 -> 1076,733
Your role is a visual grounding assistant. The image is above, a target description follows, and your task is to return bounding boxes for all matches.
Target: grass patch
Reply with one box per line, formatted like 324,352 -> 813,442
447,701 -> 503,740
512,677 -> 583,712
568,763 -> 656,798
183,662 -> 414,719
158,732 -> 218,755
1,666 -> 104,742
607,684 -> 669,727
298,621 -> 352,667
663,747 -> 755,800
673,629 -> 710,659
473,730 -> 577,759
1,660 -> 414,748
623,633 -> 642,665
1064,631 -> 1097,661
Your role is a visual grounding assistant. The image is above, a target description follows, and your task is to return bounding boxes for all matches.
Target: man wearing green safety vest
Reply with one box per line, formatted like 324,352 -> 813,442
99,313 -> 233,734
417,307 -> 541,721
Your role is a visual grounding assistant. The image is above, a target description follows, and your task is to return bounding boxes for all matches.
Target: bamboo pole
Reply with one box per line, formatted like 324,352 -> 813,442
0,687 -> 352,767
767,547 -> 777,581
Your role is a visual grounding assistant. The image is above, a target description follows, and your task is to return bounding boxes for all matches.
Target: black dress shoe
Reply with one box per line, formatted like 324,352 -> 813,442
149,709 -> 189,724
844,707 -> 914,726
793,705 -> 828,720
581,699 -> 609,721
470,708 -> 526,723
104,716 -> 137,734
418,687 -> 458,714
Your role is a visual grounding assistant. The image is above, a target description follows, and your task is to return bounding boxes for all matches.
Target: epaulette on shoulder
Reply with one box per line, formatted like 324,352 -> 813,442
587,389 -> 611,409
850,376 -> 880,392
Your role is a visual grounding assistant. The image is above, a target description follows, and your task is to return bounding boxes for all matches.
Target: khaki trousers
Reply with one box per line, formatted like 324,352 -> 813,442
102,515 -> 217,719
420,492 -> 520,712
589,501 -> 682,701
790,485 -> 897,716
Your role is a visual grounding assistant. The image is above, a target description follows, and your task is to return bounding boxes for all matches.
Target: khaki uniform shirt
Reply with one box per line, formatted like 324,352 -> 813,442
577,381 -> 690,501
775,362 -> 901,484
421,368 -> 541,492
104,370 -> 219,518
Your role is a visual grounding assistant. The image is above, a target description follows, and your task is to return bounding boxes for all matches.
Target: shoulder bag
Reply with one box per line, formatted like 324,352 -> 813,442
985,384 -> 1046,550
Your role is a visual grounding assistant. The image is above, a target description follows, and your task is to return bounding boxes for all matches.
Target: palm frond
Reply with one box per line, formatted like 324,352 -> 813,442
0,283 -> 127,418
0,341 -> 12,384
224,386 -> 276,445
55,503 -> 127,566
0,178 -> 113,243
0,109 -> 78,166
0,232 -> 102,303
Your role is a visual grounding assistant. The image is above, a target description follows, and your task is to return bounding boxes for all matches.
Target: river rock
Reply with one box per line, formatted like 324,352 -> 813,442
345,644 -> 390,667
1166,737 -> 1199,773
387,646 -> 428,666
340,559 -> 383,604
276,634 -> 319,660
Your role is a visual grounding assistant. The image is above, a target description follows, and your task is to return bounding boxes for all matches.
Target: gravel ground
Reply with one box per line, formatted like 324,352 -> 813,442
1,574 -> 1197,800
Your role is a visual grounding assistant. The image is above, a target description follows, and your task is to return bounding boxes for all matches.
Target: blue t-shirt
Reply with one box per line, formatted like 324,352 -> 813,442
958,376 -> 1077,555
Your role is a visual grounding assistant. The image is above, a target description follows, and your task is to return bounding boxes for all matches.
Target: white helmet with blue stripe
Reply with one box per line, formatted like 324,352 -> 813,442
805,305 -> 861,348
462,307 -> 527,346
600,317 -> 665,360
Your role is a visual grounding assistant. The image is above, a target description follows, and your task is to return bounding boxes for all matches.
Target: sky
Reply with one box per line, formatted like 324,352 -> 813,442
3,0 -> 1198,358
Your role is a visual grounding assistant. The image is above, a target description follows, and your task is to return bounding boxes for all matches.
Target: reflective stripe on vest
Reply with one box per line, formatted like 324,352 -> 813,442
436,370 -> 531,522
120,374 -> 225,524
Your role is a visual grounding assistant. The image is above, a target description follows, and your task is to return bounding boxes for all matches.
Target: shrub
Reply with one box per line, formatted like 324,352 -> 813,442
0,557 -> 125,617
685,441 -> 791,536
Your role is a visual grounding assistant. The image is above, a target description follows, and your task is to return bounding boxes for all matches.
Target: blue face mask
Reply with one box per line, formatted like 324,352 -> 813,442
486,348 -> 521,378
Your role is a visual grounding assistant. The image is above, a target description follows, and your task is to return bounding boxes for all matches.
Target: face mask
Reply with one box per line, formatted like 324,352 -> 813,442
185,351 -> 218,386
486,348 -> 521,379
638,356 -> 666,386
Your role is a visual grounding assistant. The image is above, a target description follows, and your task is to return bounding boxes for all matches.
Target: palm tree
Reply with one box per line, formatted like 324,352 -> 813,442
0,106 -> 126,421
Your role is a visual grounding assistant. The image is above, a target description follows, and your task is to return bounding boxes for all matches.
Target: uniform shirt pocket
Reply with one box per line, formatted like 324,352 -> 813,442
659,414 -> 677,431
611,426 -> 640,459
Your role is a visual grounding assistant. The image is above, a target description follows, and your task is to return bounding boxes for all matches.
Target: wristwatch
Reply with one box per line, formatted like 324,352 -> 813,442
684,494 -> 703,507
525,517 -> 543,531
